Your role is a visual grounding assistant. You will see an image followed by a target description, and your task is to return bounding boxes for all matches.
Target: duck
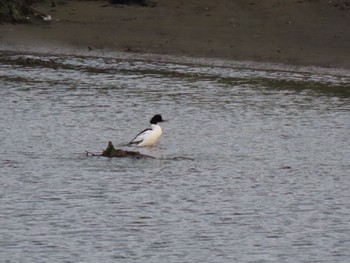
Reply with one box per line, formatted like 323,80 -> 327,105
129,114 -> 165,147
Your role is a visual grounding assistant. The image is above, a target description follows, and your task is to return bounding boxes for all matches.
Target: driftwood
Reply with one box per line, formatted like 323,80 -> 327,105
86,141 -> 154,159
86,141 -> 194,160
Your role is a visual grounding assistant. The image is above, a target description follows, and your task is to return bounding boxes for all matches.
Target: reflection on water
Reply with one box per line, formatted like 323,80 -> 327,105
0,52 -> 349,262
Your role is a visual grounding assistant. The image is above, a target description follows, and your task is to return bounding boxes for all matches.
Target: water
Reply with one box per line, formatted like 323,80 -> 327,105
0,51 -> 349,262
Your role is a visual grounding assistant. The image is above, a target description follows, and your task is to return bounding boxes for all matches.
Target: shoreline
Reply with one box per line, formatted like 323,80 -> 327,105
2,45 -> 350,80
1,0 -> 350,70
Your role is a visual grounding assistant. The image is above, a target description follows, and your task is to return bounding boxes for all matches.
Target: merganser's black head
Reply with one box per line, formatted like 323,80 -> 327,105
150,114 -> 164,124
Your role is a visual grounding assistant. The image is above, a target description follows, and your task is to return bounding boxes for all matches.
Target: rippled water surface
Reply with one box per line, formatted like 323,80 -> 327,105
1,52 -> 350,262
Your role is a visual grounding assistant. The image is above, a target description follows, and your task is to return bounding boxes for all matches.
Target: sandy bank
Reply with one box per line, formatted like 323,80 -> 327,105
1,0 -> 350,69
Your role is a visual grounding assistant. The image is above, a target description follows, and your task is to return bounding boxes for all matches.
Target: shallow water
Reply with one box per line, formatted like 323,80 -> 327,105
0,52 -> 350,262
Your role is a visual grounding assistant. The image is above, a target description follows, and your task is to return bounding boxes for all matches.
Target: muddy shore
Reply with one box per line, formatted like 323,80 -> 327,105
1,0 -> 350,69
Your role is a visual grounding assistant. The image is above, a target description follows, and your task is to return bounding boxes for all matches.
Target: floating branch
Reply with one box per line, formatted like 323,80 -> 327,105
86,141 -> 154,159
86,141 -> 194,160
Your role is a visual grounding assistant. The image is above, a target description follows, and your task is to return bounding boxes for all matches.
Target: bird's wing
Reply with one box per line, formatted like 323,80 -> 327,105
129,128 -> 153,144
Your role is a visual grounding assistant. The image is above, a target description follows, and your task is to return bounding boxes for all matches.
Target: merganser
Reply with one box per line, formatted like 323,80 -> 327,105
129,115 -> 165,147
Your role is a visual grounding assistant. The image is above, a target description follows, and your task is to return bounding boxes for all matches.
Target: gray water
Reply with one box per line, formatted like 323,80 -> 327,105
0,52 -> 350,262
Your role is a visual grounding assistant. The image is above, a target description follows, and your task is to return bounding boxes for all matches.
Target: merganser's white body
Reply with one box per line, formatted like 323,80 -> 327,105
129,115 -> 165,147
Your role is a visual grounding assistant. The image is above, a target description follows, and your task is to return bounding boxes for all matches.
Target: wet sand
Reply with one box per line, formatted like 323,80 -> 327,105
1,0 -> 350,69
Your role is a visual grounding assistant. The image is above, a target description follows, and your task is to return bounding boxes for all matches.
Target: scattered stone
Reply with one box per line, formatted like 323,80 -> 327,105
0,0 -> 51,24
108,0 -> 156,7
